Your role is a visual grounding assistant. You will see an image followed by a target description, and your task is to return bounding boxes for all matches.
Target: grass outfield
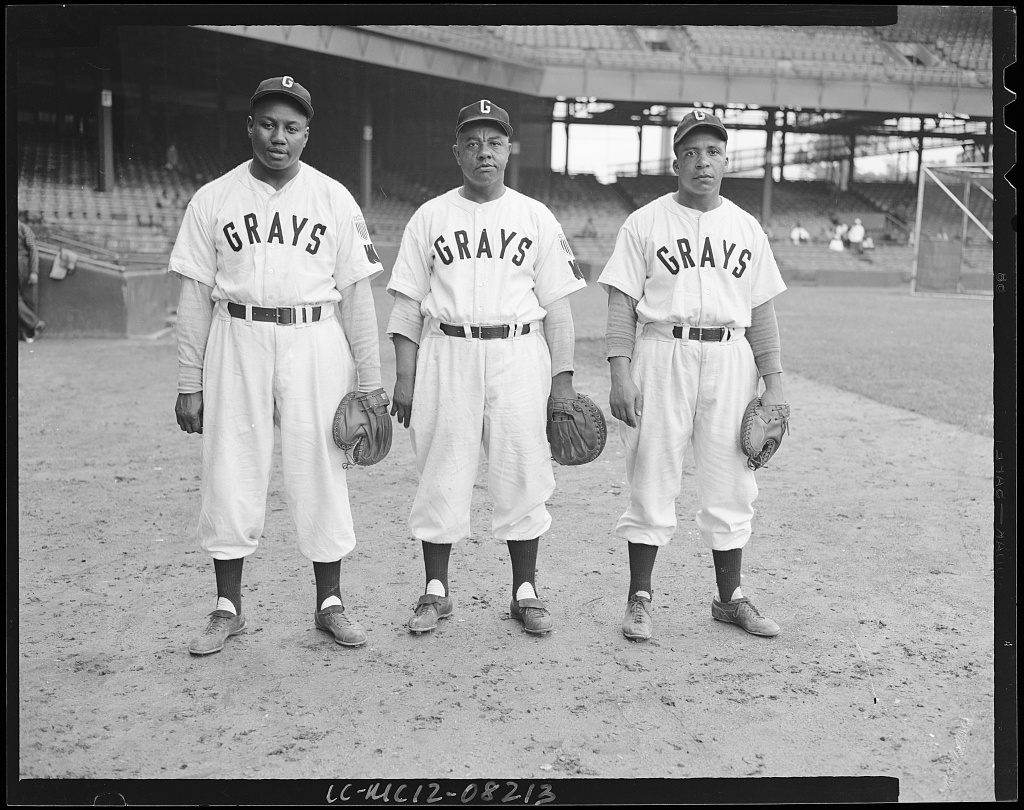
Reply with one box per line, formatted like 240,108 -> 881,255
570,284 -> 994,438
770,287 -> 993,437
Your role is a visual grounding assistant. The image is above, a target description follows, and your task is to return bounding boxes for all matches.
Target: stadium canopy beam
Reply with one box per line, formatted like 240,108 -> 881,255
194,25 -> 992,120
194,25 -> 548,97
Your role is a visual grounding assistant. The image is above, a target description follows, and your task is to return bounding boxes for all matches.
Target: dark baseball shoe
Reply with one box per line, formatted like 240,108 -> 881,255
711,597 -> 780,637
509,597 -> 553,635
315,604 -> 367,647
622,593 -> 653,641
188,609 -> 246,655
407,593 -> 453,633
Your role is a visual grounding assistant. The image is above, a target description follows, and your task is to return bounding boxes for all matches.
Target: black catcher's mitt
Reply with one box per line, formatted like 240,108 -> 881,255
547,393 -> 607,466
332,388 -> 393,467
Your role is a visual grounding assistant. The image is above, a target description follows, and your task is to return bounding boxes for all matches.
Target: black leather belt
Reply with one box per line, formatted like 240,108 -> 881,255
440,322 -> 531,339
227,302 -> 323,324
673,325 -> 731,342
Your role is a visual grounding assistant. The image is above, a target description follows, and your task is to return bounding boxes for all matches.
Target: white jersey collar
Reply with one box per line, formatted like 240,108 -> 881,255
244,160 -> 305,194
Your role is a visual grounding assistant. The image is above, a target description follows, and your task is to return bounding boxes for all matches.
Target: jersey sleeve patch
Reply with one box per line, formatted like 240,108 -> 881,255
559,232 -> 584,280
353,215 -> 371,241
354,215 -> 380,264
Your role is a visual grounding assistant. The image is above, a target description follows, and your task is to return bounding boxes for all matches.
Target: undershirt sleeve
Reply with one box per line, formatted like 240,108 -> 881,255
605,285 -> 639,360
175,276 -> 215,394
747,299 -> 783,377
543,296 -> 575,376
338,277 -> 383,392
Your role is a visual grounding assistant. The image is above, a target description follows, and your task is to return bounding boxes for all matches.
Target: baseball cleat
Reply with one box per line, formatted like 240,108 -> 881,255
188,609 -> 246,655
509,597 -> 553,635
622,593 -> 653,641
315,604 -> 367,646
711,597 -> 780,637
408,593 -> 453,633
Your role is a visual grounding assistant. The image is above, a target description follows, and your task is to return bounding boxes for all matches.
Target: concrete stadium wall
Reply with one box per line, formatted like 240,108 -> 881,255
35,247 -> 176,338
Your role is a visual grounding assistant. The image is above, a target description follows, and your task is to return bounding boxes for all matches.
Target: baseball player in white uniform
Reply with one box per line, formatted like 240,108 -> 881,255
171,76 -> 385,654
386,100 -> 586,636
599,110 -> 788,641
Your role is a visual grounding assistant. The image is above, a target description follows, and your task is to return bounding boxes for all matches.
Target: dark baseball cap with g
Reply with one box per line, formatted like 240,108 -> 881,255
250,76 -> 314,121
456,100 -> 513,138
673,110 -> 728,146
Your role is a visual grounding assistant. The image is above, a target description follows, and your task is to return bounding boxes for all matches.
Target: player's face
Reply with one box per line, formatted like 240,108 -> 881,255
247,97 -> 309,183
453,125 -> 510,201
673,130 -> 728,211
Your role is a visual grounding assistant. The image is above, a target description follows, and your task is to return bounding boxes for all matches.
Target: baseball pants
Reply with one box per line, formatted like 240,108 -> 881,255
616,323 -> 760,550
197,301 -> 358,562
408,319 -> 555,545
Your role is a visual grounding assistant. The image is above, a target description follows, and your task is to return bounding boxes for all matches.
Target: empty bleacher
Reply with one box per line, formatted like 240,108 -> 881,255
849,181 -> 917,225
491,25 -> 642,51
686,25 -> 887,65
516,168 -> 632,266
17,129 -> 210,262
877,5 -> 993,72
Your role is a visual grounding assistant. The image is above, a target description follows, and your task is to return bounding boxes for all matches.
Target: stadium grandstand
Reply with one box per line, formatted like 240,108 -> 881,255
13,7 -> 1002,335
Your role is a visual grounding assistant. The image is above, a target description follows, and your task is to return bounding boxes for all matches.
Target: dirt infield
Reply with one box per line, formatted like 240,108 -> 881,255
14,282 -> 995,803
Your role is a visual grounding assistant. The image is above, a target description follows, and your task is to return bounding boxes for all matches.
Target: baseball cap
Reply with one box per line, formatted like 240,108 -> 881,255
456,100 -> 513,138
673,110 -> 728,147
250,76 -> 314,121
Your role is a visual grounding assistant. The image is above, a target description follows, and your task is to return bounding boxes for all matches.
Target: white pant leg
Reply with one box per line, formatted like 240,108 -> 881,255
483,331 -> 554,542
615,334 -> 695,547
275,315 -> 359,562
408,331 -> 486,544
198,308 -> 276,559
692,338 -> 760,551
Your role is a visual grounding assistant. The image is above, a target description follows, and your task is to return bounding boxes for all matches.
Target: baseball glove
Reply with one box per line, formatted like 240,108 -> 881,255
332,388 -> 393,467
740,397 -> 791,470
547,393 -> 607,466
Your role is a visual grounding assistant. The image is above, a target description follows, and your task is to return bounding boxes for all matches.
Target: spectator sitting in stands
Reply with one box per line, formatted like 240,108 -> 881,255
848,218 -> 865,253
579,216 -> 598,238
165,142 -> 180,173
789,222 -> 810,245
835,220 -> 850,249
862,236 -> 874,251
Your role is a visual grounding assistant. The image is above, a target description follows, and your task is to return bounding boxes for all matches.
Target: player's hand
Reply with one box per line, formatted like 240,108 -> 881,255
391,375 -> 415,429
175,391 -> 204,434
28,273 -> 38,286
608,357 -> 642,427
610,379 -> 643,428
759,373 -> 786,409
549,370 -> 576,401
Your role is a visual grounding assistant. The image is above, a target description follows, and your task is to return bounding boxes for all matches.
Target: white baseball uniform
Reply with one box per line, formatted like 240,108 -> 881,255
387,187 -> 586,545
169,161 -> 382,562
598,193 -> 786,550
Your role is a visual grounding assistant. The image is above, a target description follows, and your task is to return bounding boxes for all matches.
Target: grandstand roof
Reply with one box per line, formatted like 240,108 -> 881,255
194,13 -> 996,119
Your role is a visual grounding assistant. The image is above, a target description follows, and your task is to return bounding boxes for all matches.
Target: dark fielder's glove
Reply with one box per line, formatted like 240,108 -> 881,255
740,397 -> 791,470
333,388 -> 393,467
547,393 -> 607,466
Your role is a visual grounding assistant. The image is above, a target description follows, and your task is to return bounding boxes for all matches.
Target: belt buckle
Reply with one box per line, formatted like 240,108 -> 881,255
688,327 -> 701,341
276,307 -> 295,325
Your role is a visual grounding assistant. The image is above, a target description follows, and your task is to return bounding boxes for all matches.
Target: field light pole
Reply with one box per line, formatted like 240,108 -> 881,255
761,108 -> 776,226
361,99 -> 372,213
564,101 -> 571,177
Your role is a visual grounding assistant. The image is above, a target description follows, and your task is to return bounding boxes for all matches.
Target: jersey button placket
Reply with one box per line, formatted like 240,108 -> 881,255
475,209 -> 485,321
